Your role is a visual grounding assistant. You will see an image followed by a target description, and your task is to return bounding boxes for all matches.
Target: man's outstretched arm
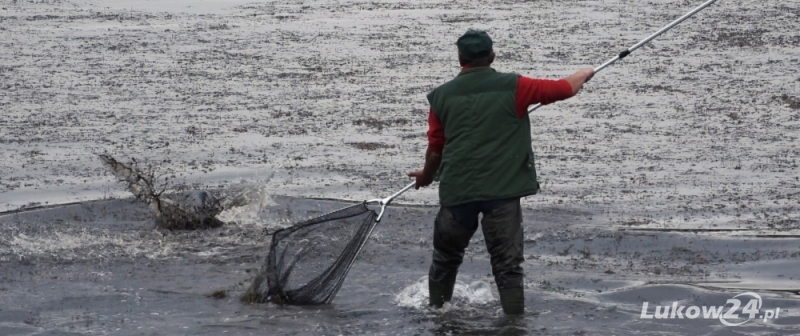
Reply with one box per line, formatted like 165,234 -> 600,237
515,67 -> 594,117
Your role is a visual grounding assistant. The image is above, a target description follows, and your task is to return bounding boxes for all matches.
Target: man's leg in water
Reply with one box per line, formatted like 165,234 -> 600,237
428,206 -> 478,307
480,198 -> 525,315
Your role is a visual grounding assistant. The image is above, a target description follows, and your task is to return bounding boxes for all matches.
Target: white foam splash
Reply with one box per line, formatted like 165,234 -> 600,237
1,228 -> 176,261
394,276 -> 496,309
217,185 -> 277,227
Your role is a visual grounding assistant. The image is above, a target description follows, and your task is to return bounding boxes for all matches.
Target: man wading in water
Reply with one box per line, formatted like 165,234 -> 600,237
408,29 -> 594,315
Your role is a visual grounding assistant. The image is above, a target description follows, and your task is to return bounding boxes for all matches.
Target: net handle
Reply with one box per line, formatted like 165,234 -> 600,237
367,181 -> 416,222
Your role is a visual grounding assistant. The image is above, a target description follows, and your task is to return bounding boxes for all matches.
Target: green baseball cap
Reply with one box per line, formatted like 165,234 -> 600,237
456,29 -> 493,59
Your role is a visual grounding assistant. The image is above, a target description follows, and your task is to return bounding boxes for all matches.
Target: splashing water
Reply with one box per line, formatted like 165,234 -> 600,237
0,184 -> 285,264
0,227 -> 177,262
394,276 -> 496,309
99,154 -> 223,230
216,185 -> 277,227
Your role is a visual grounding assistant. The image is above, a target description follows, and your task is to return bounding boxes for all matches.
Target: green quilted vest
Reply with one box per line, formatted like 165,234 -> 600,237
427,67 -> 539,206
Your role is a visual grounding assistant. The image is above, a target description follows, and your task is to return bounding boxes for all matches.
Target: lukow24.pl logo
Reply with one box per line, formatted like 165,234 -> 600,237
640,292 -> 780,326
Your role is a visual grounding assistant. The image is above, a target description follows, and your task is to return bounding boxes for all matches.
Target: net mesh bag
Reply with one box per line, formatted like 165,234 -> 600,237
243,202 -> 378,304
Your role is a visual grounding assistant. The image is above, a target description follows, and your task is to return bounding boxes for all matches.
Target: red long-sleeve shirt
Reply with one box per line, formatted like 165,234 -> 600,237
427,75 -> 574,154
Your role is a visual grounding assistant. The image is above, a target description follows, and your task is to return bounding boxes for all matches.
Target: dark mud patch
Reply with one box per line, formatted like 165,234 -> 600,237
348,142 -> 395,150
352,117 -> 410,131
633,84 -> 686,94
775,94 -> 800,110
694,28 -> 768,48
438,14 -> 492,23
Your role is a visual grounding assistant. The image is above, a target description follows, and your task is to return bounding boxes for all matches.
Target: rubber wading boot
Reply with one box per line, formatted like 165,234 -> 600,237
429,279 -> 455,308
498,288 -> 525,315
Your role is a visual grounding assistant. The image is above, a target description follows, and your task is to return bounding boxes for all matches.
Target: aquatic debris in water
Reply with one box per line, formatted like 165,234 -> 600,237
207,290 -> 228,299
99,154 -> 224,230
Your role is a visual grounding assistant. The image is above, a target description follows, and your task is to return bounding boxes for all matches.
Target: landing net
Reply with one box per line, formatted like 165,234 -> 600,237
244,202 -> 378,304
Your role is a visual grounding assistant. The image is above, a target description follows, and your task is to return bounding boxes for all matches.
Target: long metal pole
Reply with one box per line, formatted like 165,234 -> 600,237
386,182 -> 416,204
528,0 -> 719,113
